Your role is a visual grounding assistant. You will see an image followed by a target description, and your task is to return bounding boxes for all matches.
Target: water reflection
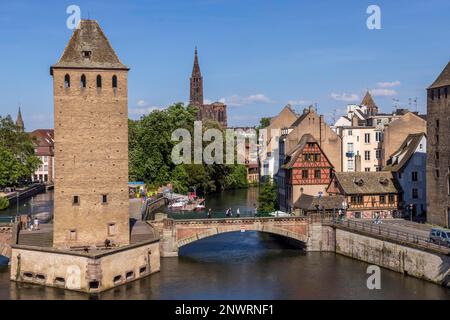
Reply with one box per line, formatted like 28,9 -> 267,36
1,231 -> 450,300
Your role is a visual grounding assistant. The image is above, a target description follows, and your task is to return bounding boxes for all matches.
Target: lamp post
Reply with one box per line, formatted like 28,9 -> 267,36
409,203 -> 414,222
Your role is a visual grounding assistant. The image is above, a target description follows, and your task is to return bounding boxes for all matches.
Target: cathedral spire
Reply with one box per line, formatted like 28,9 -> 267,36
16,106 -> 24,132
190,47 -> 203,106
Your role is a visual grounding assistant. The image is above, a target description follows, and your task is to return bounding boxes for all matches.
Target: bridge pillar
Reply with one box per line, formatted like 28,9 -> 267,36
306,221 -> 335,252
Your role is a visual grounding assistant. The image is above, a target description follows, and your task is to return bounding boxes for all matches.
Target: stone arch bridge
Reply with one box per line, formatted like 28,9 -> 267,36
153,216 -> 329,256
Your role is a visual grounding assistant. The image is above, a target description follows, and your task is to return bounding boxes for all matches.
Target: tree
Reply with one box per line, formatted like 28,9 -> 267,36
258,179 -> 278,214
0,115 -> 40,188
257,117 -> 271,129
128,103 -> 248,195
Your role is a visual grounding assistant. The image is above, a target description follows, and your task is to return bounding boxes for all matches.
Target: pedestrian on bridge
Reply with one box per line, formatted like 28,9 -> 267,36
229,208 -> 233,217
236,208 -> 240,217
207,208 -> 212,219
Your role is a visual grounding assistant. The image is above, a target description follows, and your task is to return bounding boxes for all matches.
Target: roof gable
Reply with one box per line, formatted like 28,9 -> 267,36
52,20 -> 128,71
332,172 -> 401,195
429,60 -> 450,89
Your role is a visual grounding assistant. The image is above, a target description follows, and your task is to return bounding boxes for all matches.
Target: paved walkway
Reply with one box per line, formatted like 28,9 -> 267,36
351,218 -> 434,238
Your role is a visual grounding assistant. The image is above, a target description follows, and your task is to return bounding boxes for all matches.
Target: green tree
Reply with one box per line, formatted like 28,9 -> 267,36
0,197 -> 9,210
258,179 -> 278,214
0,116 -> 40,187
128,103 -> 248,194
257,117 -> 271,129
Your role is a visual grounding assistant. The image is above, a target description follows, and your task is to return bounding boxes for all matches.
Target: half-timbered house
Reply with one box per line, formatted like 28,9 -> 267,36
327,171 -> 402,219
279,134 -> 334,212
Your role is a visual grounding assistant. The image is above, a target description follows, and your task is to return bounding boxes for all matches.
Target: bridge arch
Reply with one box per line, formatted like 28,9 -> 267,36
168,217 -> 310,250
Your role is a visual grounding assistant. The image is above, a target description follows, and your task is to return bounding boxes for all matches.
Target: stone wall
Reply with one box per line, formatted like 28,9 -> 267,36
52,69 -> 130,248
0,226 -> 12,259
10,240 -> 160,293
335,229 -> 450,287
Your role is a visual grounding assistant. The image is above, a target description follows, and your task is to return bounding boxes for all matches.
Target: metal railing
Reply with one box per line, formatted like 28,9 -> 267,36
323,216 -> 450,254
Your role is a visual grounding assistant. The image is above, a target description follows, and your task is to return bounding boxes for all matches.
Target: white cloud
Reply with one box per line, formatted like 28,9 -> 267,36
287,99 -> 311,106
330,93 -> 360,102
371,89 -> 398,97
376,81 -> 401,88
209,94 -> 273,107
129,99 -> 162,115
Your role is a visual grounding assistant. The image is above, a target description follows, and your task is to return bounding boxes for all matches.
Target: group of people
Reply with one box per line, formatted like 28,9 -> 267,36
205,207 -> 242,219
19,215 -> 40,231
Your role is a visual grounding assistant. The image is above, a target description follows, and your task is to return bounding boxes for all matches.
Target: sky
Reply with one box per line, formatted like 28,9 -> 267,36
0,0 -> 449,130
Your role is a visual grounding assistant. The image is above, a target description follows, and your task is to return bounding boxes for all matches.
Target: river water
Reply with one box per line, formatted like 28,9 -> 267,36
0,188 -> 449,300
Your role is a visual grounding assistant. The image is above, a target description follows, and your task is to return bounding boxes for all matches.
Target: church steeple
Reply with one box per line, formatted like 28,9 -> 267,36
16,106 -> 24,132
190,47 -> 204,106
361,90 -> 378,116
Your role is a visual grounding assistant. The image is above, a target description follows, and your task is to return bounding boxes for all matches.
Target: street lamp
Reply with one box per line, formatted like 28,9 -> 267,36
409,203 -> 414,222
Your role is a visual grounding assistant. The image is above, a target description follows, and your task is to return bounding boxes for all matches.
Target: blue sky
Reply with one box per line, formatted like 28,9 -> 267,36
0,0 -> 449,130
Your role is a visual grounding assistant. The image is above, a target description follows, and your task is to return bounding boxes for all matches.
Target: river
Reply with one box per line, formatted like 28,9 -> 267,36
0,188 -> 449,300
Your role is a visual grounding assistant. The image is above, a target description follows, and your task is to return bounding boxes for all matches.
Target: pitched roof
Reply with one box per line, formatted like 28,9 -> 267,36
52,20 -> 128,71
384,133 -> 426,172
282,134 -> 316,168
428,60 -> 450,89
294,194 -> 345,210
289,106 -> 315,128
333,172 -> 401,195
361,91 -> 378,110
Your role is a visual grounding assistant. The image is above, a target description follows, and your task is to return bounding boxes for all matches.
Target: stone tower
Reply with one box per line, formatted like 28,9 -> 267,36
15,107 -> 24,132
361,91 -> 378,116
190,47 -> 203,106
50,20 -> 130,248
426,60 -> 450,227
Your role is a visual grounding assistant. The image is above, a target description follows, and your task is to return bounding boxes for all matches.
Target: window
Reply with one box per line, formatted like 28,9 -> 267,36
314,170 -> 321,179
445,87 -> 448,98
436,152 -> 439,160
126,271 -> 135,280
412,188 -> 419,199
302,170 -> 308,179
430,89 -> 434,100
112,75 -> 118,88
102,194 -> 108,204
388,194 -> 395,203
96,75 -> 102,88
350,195 -> 363,204
376,166 -> 382,172
139,266 -> 147,275
377,119 -> 382,125
364,151 -> 371,161
72,195 -> 79,205
436,134 -> 440,144
348,159 -> 354,171
365,168 -> 371,172
82,50 -> 91,58
313,154 -> 320,161
364,133 -> 370,144
436,170 -> 440,178
379,195 -> 386,204
348,130 -> 352,136
108,223 -> 116,236
69,230 -> 77,240
375,132 -> 382,142
64,74 -> 70,88
376,149 -> 382,159
412,171 -> 418,182
113,275 -> 122,284
436,119 -> 440,129
80,74 -> 86,88
347,143 -> 354,152
44,165 -> 48,171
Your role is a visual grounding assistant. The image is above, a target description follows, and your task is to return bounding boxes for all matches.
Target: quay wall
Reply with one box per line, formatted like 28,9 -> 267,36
334,228 -> 450,287
10,241 -> 160,293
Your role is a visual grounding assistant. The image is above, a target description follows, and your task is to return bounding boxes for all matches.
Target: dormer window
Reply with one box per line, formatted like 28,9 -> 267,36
82,51 -> 92,59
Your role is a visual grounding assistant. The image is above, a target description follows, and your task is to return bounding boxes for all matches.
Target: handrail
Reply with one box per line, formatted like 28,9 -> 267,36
324,217 -> 450,254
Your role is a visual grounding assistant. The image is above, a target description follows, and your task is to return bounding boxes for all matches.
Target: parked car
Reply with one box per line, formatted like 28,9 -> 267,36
429,228 -> 450,246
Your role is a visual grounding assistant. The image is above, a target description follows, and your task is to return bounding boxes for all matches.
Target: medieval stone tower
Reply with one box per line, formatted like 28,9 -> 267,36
50,20 -> 130,248
426,60 -> 450,227
189,48 -> 228,128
